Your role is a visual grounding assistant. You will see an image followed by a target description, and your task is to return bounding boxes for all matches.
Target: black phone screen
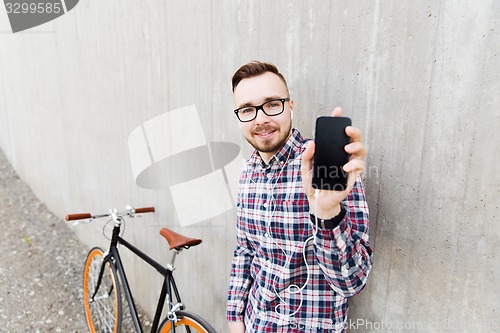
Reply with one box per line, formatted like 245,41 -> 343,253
312,116 -> 351,191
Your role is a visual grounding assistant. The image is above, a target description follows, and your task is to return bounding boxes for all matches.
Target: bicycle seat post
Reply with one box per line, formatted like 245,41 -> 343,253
167,248 -> 181,271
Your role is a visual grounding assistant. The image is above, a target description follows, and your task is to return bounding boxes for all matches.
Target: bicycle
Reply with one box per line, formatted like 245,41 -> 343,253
66,205 -> 217,333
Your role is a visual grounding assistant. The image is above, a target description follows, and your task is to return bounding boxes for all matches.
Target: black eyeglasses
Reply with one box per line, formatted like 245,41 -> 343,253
234,98 -> 290,122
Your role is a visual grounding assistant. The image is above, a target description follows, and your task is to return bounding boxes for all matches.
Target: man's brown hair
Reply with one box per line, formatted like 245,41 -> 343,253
232,61 -> 289,93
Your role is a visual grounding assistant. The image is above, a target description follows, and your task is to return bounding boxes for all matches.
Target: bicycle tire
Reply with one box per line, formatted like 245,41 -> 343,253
158,310 -> 217,333
83,247 -> 122,333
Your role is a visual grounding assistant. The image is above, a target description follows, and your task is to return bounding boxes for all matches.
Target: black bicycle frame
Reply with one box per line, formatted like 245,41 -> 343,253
95,224 -> 183,333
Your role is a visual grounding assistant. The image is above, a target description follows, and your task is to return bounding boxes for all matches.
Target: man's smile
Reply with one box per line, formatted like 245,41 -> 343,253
254,129 -> 276,138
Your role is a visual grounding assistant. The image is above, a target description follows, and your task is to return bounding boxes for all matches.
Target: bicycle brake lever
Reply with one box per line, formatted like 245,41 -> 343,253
125,205 -> 136,217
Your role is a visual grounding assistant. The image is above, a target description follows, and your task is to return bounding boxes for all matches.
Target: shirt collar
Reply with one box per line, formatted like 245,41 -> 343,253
247,128 -> 306,169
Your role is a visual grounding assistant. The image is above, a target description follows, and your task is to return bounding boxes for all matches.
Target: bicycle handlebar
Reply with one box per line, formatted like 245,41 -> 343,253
65,206 -> 155,221
65,213 -> 92,221
134,206 -> 155,214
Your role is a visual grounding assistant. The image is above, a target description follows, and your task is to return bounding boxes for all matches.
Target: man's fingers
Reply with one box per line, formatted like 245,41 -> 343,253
343,157 -> 365,173
346,126 -> 362,142
345,141 -> 366,158
331,107 -> 343,117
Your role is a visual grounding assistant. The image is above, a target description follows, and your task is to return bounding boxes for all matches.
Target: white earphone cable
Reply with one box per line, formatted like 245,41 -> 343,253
242,142 -> 319,318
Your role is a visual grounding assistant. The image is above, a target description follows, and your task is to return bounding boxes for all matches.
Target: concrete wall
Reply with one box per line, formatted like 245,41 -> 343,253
1,1 -> 498,332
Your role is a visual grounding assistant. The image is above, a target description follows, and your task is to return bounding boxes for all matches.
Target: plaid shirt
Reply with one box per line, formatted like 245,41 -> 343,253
227,129 -> 373,332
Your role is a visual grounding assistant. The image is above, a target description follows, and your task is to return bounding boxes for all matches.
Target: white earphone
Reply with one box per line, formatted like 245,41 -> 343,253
242,144 -> 317,318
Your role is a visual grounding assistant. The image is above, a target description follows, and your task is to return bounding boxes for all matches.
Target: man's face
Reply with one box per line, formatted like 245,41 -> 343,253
233,72 -> 294,160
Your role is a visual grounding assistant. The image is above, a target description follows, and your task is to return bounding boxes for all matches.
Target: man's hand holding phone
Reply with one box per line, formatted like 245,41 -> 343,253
301,107 -> 366,220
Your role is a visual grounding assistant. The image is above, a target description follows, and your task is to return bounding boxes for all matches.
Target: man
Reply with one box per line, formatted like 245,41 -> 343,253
227,61 -> 373,332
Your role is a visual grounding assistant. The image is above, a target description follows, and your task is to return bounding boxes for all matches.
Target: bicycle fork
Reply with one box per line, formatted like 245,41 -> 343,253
90,252 -> 114,302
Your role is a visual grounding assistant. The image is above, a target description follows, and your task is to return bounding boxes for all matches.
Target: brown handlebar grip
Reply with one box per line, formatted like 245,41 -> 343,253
65,213 -> 92,221
135,207 -> 155,214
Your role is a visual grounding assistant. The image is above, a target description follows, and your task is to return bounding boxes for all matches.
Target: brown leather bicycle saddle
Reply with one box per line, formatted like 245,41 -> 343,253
159,228 -> 202,250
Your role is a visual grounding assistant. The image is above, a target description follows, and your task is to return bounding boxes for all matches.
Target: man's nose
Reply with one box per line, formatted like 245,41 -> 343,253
254,107 -> 271,125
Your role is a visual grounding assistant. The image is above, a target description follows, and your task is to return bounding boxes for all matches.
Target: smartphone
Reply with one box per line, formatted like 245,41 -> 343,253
312,116 -> 351,191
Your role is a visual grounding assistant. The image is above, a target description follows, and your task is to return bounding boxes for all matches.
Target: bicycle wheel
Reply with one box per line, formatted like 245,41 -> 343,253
83,247 -> 122,333
158,310 -> 216,333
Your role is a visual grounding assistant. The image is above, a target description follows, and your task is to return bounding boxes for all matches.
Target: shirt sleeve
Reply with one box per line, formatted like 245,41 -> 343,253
313,177 -> 373,298
226,207 -> 255,322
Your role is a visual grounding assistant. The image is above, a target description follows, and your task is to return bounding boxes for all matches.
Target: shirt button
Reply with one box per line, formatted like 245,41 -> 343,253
264,232 -> 270,238
267,173 -> 274,179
